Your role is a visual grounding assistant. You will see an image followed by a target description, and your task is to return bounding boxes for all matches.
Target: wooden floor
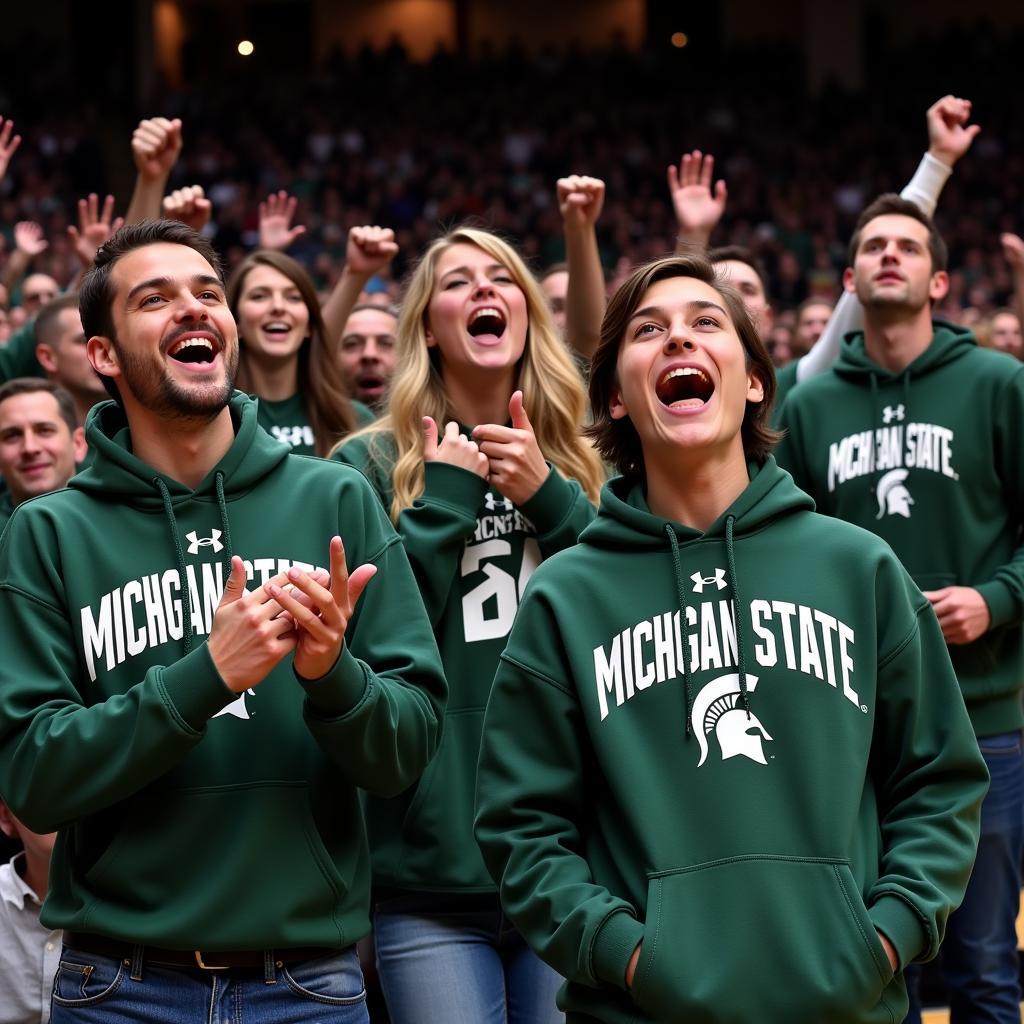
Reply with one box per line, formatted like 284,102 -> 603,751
919,894 -> 1024,1022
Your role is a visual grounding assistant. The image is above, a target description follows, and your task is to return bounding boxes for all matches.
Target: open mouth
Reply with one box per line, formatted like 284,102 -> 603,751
260,321 -> 293,339
655,366 -> 715,410
357,373 -> 385,393
168,335 -> 219,366
467,306 -> 507,342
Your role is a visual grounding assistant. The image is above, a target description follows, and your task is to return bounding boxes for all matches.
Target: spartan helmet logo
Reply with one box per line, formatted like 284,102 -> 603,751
875,468 -> 914,520
691,673 -> 773,768
213,689 -> 255,721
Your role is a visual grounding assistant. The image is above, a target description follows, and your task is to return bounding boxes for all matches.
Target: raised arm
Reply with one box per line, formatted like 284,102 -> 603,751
67,194 -> 124,288
321,225 -> 398,344
1,222 -> 48,294
257,190 -> 307,251
1001,234 -> 1024,331
668,150 -> 727,254
557,175 -> 606,360
795,95 -> 979,384
163,185 -> 213,234
125,117 -> 183,224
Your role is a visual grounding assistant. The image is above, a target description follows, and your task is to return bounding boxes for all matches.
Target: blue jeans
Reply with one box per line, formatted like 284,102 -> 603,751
49,945 -> 369,1023
374,894 -> 564,1024
904,729 -> 1024,1024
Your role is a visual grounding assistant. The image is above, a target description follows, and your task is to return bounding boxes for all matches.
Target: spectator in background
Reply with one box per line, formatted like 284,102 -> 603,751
976,309 -> 1023,360
792,297 -> 833,358
539,262 -> 568,333
0,799 -> 59,1024
34,294 -> 109,430
19,274 -> 60,318
0,378 -> 85,531
338,302 -> 397,412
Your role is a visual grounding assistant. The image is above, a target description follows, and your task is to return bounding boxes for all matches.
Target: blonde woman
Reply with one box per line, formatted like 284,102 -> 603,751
334,226 -> 603,1023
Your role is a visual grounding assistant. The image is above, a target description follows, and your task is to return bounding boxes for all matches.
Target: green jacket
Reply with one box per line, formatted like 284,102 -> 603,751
777,322 -> 1024,736
0,393 -> 447,949
336,429 -> 595,892
475,460 -> 986,1024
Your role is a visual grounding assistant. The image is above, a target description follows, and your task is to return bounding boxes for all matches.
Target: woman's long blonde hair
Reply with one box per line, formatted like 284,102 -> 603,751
345,226 -> 603,521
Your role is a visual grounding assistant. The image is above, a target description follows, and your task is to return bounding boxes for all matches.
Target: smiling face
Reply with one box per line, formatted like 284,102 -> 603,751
339,307 -> 397,405
609,276 -> 764,464
0,390 -> 85,505
425,243 -> 529,376
846,214 -> 948,313
235,263 -> 310,363
88,242 -> 239,421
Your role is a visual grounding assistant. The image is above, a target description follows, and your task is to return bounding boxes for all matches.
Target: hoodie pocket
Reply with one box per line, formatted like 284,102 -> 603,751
630,857 -> 895,1024
396,707 -> 490,888
83,783 -> 349,945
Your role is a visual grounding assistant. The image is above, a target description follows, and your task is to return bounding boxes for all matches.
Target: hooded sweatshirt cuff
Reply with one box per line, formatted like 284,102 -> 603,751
160,643 -> 236,731
423,461 -> 490,517
591,908 -> 645,989
975,580 -> 1017,629
518,466 -> 575,536
296,644 -> 368,717
869,894 -> 927,968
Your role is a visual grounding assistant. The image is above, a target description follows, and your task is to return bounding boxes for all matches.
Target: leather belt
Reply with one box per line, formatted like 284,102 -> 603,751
63,931 -> 339,971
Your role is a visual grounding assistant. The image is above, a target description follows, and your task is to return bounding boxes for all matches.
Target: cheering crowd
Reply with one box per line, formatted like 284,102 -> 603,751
0,54 -> 1019,1024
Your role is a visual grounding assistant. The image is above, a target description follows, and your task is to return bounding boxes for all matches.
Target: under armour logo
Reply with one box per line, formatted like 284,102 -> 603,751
186,530 -> 224,555
691,568 -> 727,593
882,404 -> 905,424
484,492 -> 514,513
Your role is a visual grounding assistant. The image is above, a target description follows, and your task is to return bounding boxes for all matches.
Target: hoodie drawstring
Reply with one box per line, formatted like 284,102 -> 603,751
665,516 -> 752,738
154,472 -> 235,657
664,525 -> 694,735
725,515 -> 751,718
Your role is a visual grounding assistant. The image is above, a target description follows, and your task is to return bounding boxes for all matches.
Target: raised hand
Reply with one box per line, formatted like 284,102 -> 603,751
926,96 -> 980,168
667,150 -> 727,246
471,391 -> 549,505
0,117 -> 21,180
67,194 -> 124,267
206,557 -> 298,693
1001,232 -> 1024,271
556,175 -> 606,230
346,225 -> 398,278
163,185 -> 212,233
267,537 -> 377,681
423,417 -> 489,479
131,117 -> 183,181
14,221 -> 48,258
258,190 -> 307,250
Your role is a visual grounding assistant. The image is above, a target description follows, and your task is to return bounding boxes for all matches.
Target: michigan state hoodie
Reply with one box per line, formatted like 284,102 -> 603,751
475,460 -> 987,1024
336,429 -> 595,893
0,393 -> 447,950
777,322 -> 1024,737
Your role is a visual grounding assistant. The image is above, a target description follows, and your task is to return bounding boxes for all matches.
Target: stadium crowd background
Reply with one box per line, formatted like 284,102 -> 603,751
0,13 -> 1022,339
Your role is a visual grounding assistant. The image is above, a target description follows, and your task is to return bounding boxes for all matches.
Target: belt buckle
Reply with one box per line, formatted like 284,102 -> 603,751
194,950 -> 230,971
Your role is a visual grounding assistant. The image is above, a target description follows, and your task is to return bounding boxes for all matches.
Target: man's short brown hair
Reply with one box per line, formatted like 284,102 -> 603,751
848,194 -> 948,272
0,378 -> 78,433
586,254 -> 781,480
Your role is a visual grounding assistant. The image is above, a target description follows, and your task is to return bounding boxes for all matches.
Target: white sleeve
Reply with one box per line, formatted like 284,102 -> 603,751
795,152 -> 953,383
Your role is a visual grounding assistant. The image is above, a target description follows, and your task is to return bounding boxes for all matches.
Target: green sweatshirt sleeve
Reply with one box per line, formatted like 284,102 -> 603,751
518,467 -> 596,558
0,509 -> 235,834
868,554 -> 988,967
297,509 -> 448,798
0,320 -> 45,381
475,590 -> 642,991
773,400 -> 816,498
975,366 -> 1024,628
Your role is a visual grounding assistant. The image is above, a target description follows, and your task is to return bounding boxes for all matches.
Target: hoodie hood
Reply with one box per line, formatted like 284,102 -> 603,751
71,392 -> 290,510
582,456 -> 814,552
834,320 -> 976,384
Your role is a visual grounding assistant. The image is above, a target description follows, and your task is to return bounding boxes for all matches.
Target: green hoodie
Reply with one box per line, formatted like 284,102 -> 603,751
0,393 -> 447,949
336,429 -> 595,892
475,460 -> 986,1024
255,392 -> 375,456
776,322 -> 1024,737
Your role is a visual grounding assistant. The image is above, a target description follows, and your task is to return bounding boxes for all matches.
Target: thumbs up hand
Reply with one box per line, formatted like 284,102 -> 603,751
471,391 -> 550,505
